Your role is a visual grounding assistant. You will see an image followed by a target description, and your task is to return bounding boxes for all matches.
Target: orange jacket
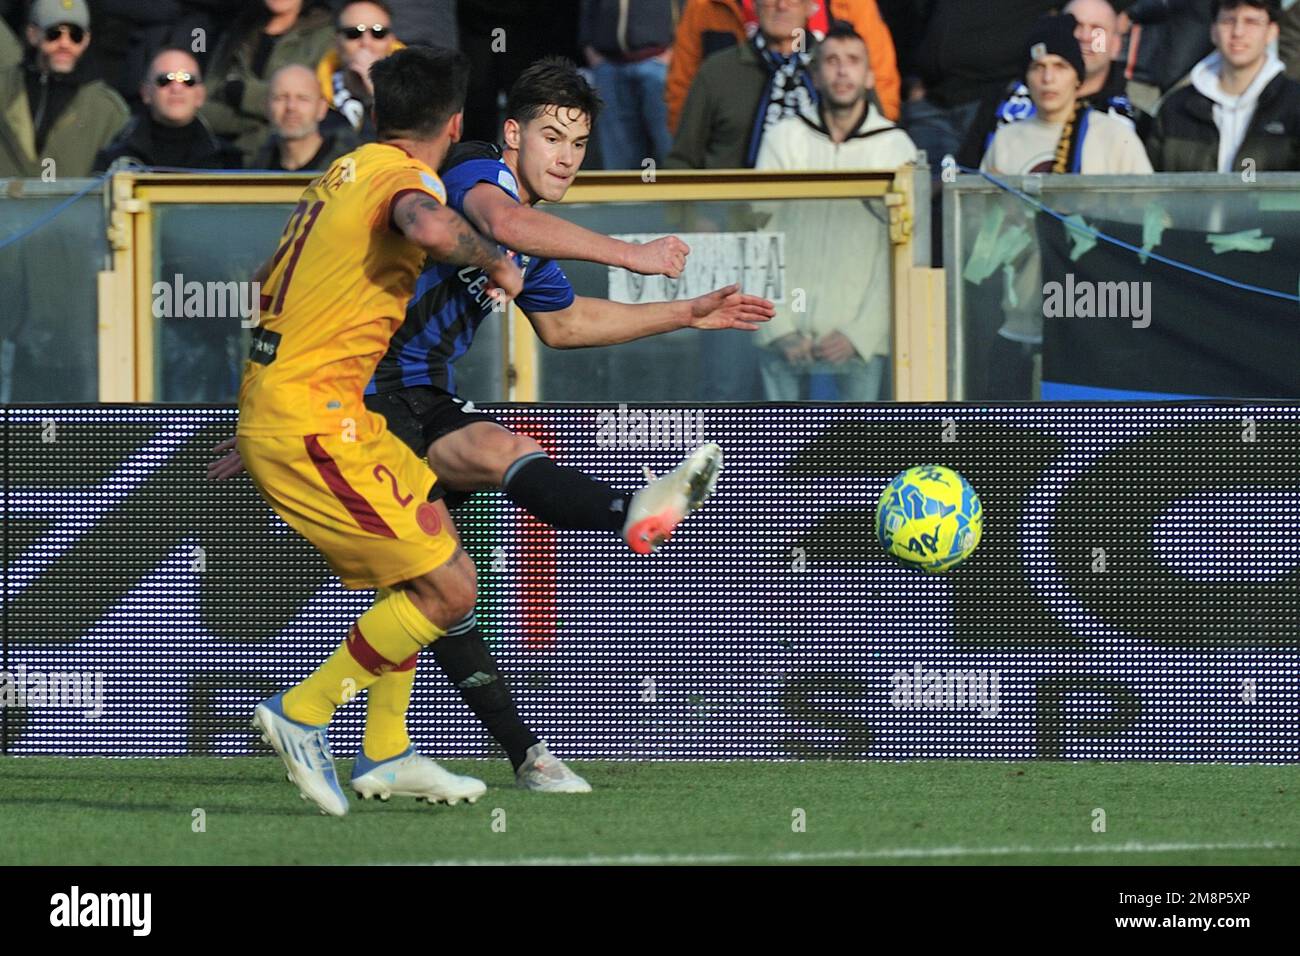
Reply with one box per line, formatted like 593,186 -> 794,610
665,0 -> 900,132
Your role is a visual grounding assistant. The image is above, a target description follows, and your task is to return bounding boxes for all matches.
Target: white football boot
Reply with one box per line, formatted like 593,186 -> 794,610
623,442 -> 723,555
252,692 -> 348,817
351,747 -> 487,805
515,742 -> 592,793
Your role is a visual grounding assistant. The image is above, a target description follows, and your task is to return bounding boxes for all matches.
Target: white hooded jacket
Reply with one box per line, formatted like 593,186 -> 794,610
1189,49 -> 1287,173
753,100 -> 917,359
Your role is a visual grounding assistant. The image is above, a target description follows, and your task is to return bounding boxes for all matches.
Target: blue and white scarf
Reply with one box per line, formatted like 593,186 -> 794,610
332,70 -> 367,131
745,30 -> 817,167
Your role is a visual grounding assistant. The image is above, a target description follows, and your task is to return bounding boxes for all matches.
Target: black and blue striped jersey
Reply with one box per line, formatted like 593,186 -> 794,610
366,142 -> 576,396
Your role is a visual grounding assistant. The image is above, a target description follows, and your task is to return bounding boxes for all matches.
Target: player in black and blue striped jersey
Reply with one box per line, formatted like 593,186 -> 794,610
363,57 -> 773,792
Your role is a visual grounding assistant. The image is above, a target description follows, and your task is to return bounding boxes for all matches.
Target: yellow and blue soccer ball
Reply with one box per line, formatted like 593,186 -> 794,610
874,465 -> 983,573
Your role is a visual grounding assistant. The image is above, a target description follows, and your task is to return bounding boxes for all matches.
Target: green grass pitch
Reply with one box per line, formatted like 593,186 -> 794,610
1,757 -> 1296,865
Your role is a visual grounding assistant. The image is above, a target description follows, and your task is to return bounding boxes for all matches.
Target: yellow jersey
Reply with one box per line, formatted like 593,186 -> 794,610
237,142 -> 446,438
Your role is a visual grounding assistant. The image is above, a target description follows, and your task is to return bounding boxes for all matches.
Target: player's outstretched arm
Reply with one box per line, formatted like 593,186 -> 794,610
526,284 -> 774,350
393,192 -> 525,301
462,183 -> 689,277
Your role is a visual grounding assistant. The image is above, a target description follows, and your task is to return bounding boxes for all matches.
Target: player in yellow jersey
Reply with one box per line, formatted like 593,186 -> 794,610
238,46 -> 524,817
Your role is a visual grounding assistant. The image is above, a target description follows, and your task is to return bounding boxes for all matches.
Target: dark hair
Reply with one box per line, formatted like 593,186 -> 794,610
505,56 -> 602,128
822,20 -> 866,45
336,0 -> 393,27
813,20 -> 868,63
371,45 -> 469,138
1211,0 -> 1281,21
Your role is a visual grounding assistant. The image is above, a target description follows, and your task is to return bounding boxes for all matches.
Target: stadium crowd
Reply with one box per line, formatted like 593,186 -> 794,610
0,0 -> 1296,402
2,0 -> 1296,176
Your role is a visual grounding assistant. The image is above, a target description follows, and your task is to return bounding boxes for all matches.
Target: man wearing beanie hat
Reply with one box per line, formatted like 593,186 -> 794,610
981,13 -> 1152,174
0,0 -> 129,177
959,0 -> 1140,170
977,14 -> 1150,402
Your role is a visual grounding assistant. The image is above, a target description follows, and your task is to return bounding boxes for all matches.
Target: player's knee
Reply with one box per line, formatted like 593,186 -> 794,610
443,559 -> 478,623
487,431 -> 544,475
437,555 -> 478,625
407,554 -> 477,631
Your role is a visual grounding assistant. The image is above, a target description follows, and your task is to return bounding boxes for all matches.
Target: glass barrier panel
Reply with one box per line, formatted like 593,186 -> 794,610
150,203 -> 505,403
536,196 -> 896,403
946,173 -> 1300,401
0,181 -> 105,402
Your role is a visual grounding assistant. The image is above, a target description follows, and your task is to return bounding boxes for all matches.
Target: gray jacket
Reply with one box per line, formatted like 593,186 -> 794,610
665,40 -> 770,169
0,62 -> 129,178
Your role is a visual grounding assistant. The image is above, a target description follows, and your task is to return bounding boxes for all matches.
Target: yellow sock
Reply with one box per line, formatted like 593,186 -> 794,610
283,587 -> 443,725
363,658 -> 418,762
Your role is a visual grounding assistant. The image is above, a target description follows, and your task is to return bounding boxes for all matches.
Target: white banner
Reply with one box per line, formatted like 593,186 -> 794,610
607,232 -> 786,304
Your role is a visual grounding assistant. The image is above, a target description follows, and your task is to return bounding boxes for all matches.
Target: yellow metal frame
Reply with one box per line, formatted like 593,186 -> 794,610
98,168 -> 940,402
561,169 -> 896,202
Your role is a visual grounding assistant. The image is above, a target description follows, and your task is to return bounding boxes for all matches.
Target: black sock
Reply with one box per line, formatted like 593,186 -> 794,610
429,613 -> 538,770
501,453 -> 631,532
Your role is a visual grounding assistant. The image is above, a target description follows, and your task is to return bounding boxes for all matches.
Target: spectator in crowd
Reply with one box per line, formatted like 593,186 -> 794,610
666,0 -> 829,398
315,0 -> 402,139
754,21 -> 916,401
83,1 -> 243,112
1145,0 -> 1300,170
94,47 -> 241,170
1119,0 -> 1214,112
904,0 -> 1058,167
666,0 -> 900,133
580,0 -> 676,169
982,14 -> 1153,174
200,0 -> 335,162
960,0 -> 1139,169
979,14 -> 1152,399
251,62 -> 357,170
0,0 -> 129,177
384,0 -> 456,48
665,0 -> 820,169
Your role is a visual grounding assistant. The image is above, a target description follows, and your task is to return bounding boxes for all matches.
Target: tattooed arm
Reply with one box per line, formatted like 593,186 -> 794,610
391,192 -> 524,300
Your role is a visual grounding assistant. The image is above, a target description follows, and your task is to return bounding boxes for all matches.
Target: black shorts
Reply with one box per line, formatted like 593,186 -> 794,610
363,385 -> 500,508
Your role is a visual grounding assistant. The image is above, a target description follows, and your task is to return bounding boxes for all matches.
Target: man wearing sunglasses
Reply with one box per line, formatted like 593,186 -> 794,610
0,0 -> 128,177
94,48 -> 242,172
315,1 -> 403,140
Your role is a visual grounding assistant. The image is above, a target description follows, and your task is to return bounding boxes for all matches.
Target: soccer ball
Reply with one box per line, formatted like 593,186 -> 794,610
874,465 -> 983,573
